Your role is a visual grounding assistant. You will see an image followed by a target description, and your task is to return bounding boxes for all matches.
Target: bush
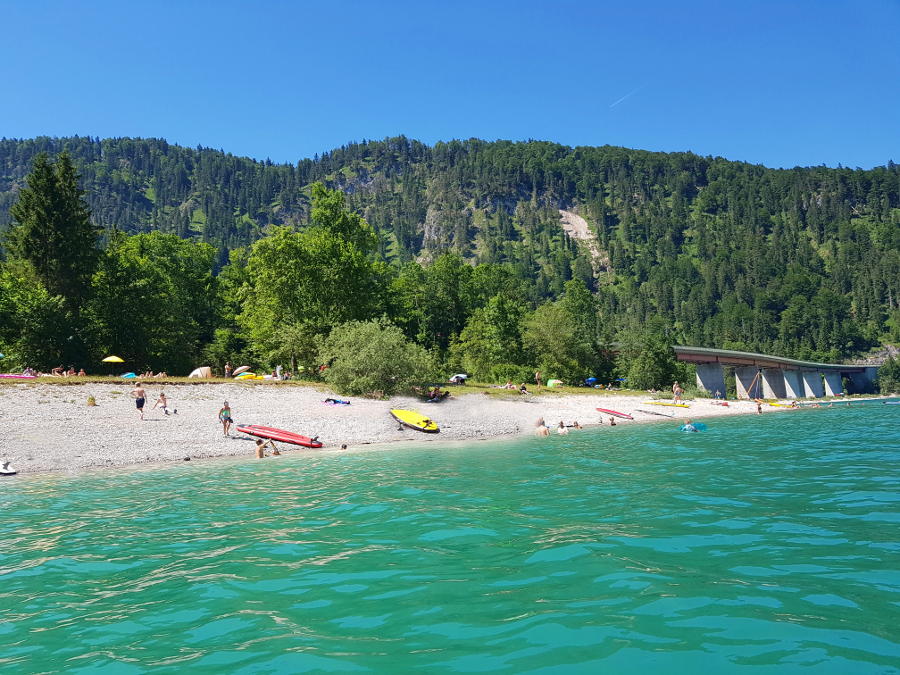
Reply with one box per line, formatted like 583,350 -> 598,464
489,364 -> 534,385
319,319 -> 436,397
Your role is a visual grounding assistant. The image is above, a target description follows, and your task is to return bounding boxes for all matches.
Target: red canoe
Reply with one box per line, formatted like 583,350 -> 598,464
236,424 -> 323,448
596,407 -> 634,420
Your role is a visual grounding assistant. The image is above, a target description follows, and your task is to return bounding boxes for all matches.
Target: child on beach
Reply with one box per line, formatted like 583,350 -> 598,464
131,382 -> 146,420
153,391 -> 176,415
219,401 -> 233,436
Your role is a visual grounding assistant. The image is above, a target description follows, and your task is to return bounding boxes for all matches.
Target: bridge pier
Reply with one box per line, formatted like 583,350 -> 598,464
695,363 -> 726,397
823,371 -> 843,397
783,370 -> 804,399
847,367 -> 878,394
735,367 -> 761,399
801,371 -> 824,398
761,368 -> 787,399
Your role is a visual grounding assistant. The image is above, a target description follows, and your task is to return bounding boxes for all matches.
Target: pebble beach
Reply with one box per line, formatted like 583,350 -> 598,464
1,381 -> 776,475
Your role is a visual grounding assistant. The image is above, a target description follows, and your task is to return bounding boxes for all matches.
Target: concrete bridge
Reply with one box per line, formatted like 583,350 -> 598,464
674,346 -> 878,399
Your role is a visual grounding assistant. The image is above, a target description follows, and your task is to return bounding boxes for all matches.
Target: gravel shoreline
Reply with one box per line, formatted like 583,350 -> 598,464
1,382 -> 774,475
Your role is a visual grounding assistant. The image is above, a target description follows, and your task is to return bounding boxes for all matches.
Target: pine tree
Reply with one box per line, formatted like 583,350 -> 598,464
7,152 -> 99,312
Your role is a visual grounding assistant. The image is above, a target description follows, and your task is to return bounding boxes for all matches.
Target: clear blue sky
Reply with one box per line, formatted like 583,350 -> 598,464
2,0 -> 898,168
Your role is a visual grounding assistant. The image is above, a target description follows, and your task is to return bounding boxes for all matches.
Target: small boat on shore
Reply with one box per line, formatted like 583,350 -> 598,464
637,408 -> 674,418
237,424 -> 323,448
596,407 -> 633,420
391,409 -> 439,433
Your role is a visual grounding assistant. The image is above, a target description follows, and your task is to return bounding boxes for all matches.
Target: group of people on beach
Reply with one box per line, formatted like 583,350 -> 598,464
130,383 -> 176,420
48,366 -> 85,377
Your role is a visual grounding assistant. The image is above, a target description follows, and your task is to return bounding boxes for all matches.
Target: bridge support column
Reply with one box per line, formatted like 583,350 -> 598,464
735,367 -> 761,399
801,371 -> 824,398
823,371 -> 843,397
761,368 -> 787,399
847,367 -> 877,394
783,370 -> 804,399
695,363 -> 726,397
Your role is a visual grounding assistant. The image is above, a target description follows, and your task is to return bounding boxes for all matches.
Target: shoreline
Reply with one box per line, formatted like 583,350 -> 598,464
0,382 -> 882,476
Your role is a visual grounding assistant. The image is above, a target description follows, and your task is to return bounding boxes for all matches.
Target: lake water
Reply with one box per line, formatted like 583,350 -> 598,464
2,402 -> 899,673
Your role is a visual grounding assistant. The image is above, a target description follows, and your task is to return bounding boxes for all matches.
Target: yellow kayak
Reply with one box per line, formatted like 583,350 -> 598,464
390,409 -> 439,433
643,401 -> 690,408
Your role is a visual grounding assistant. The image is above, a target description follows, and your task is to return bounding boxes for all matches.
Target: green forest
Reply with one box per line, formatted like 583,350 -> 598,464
0,137 -> 898,392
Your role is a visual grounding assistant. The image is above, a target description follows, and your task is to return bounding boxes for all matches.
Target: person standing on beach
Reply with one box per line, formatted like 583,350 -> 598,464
219,401 -> 233,436
672,381 -> 683,403
224,362 -> 232,378
131,382 -> 146,420
534,370 -> 542,388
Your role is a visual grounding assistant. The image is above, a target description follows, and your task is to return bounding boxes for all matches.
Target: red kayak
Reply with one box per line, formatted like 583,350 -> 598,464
596,407 -> 634,420
236,424 -> 323,448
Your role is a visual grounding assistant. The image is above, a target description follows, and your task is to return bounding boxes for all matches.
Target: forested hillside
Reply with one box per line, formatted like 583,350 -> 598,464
1,136 -> 898,370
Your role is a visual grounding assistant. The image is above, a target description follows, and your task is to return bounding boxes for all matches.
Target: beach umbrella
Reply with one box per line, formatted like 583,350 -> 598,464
586,377 -> 598,385
102,355 -> 125,363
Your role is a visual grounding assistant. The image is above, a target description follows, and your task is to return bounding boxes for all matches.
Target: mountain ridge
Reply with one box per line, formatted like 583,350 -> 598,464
1,134 -> 897,360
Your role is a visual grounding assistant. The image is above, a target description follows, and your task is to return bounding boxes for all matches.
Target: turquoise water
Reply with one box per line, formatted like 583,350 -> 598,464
2,403 -> 899,674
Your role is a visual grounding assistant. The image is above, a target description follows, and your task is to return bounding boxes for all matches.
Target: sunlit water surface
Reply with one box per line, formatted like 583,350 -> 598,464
2,402 -> 899,673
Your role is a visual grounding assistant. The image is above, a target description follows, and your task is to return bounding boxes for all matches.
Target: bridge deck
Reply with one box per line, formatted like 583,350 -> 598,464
674,346 -> 866,373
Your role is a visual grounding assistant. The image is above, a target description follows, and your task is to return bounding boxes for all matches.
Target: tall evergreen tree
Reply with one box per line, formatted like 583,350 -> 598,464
7,152 -> 98,312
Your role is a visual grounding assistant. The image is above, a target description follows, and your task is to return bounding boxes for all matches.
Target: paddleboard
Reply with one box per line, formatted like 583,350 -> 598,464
236,424 -> 323,448
390,409 -> 439,433
596,407 -> 634,420
636,408 -> 674,418
884,401 -> 900,405
643,401 -> 690,408
0,374 -> 36,379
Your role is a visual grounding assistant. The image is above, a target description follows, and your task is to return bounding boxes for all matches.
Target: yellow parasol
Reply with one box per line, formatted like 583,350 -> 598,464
102,355 -> 125,363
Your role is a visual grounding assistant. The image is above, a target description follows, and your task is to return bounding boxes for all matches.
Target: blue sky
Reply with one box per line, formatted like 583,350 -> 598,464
2,0 -> 898,168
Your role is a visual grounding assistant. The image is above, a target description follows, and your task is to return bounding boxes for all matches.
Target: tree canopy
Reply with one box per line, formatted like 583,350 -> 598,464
0,136 -> 897,392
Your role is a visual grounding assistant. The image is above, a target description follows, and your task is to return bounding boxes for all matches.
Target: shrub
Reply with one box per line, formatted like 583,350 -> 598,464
489,364 -> 534,385
319,319 -> 436,397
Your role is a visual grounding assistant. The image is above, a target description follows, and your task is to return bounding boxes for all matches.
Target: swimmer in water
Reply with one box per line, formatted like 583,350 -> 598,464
255,439 -> 280,458
682,419 -> 698,432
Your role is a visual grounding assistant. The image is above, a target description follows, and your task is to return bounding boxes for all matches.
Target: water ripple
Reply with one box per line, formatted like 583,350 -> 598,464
1,405 -> 899,672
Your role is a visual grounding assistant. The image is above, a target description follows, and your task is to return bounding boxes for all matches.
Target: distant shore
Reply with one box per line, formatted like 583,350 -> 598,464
0,381 -> 855,475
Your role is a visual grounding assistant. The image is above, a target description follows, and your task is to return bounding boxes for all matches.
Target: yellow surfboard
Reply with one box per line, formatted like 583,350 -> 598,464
643,401 -> 690,408
390,409 -> 440,433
